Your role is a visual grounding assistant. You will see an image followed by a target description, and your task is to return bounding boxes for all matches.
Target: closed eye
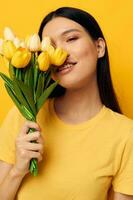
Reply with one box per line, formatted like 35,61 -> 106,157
66,37 -> 78,42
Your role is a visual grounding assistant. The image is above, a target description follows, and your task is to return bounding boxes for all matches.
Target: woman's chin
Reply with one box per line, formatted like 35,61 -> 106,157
51,73 -> 86,90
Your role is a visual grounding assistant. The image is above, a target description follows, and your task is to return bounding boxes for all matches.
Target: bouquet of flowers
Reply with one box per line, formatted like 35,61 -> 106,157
0,27 -> 68,176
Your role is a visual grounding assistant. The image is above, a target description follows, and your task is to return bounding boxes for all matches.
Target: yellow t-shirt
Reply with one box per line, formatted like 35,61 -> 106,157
0,98 -> 133,200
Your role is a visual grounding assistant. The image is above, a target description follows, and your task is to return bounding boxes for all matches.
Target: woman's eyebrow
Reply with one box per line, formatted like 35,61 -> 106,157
61,29 -> 81,36
48,29 -> 81,45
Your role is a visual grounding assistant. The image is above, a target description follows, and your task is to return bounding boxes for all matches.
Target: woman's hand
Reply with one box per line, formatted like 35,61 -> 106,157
14,121 -> 44,176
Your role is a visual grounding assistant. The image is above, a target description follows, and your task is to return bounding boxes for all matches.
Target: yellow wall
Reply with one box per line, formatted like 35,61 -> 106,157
0,0 -> 133,125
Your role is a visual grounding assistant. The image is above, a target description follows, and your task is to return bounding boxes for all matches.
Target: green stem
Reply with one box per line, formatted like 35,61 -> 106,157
28,127 -> 38,176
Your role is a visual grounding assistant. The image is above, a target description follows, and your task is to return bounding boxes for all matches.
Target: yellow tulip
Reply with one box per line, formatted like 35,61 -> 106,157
41,37 -> 55,57
2,40 -> 17,59
50,47 -> 68,66
45,45 -> 55,57
3,56 -> 9,68
0,54 -> 9,68
11,48 -> 31,68
0,39 -> 3,55
38,51 -> 50,71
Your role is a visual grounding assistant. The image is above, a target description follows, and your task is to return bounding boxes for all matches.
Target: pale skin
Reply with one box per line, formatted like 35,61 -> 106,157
0,121 -> 44,199
43,17 -> 104,124
42,17 -> 133,200
0,16 -> 132,200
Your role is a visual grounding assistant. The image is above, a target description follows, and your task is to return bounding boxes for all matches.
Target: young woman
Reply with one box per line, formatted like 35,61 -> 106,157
0,7 -> 133,200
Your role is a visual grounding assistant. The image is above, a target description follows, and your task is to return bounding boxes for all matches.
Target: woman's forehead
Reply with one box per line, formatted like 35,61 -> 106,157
42,17 -> 84,38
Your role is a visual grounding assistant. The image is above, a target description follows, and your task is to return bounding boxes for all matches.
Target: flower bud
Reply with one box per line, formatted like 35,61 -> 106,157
50,47 -> 68,66
11,48 -> 31,68
4,27 -> 15,41
38,51 -> 50,71
46,45 -> 55,57
25,35 -> 30,48
41,37 -> 51,51
13,37 -> 21,48
20,41 -> 26,48
0,54 -> 9,68
2,40 -> 17,59
28,34 -> 41,52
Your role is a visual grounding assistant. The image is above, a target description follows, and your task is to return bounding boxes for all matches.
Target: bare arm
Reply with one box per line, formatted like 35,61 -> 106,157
0,121 -> 44,200
0,161 -> 26,200
108,187 -> 133,200
113,192 -> 133,200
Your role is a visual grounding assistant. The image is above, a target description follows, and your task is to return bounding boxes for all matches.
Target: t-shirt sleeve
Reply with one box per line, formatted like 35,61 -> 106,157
112,128 -> 133,195
0,106 -> 25,164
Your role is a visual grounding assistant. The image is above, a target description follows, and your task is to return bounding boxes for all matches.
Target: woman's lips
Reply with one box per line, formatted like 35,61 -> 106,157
56,62 -> 77,75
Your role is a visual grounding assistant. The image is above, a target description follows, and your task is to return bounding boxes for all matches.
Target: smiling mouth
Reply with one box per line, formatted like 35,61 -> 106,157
56,62 -> 77,72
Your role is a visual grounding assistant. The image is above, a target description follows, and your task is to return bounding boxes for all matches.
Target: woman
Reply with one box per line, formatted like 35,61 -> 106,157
0,7 -> 133,200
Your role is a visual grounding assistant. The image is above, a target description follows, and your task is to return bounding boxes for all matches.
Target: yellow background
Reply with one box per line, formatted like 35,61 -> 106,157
0,0 -> 133,125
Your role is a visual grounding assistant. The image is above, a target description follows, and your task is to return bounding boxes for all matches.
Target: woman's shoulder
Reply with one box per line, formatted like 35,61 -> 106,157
104,106 -> 133,137
106,106 -> 133,124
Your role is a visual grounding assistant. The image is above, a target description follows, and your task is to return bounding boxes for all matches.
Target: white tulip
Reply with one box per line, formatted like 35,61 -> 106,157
13,37 -> 21,48
0,39 -> 3,54
41,37 -> 51,51
28,34 -> 41,52
4,27 -> 15,41
20,41 -> 26,48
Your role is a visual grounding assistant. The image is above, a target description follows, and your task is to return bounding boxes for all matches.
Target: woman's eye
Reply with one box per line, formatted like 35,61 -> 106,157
66,37 -> 78,42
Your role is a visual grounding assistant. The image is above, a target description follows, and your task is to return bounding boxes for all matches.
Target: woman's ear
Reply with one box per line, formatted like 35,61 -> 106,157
95,37 -> 106,58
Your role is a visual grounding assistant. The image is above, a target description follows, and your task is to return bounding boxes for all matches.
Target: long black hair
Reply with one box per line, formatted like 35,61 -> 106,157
38,6 -> 121,113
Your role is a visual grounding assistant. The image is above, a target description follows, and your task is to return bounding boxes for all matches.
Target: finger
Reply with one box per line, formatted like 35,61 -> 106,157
23,131 -> 41,142
23,142 -> 44,153
36,135 -> 44,145
36,137 -> 44,154
28,151 -> 42,161
19,121 -> 41,135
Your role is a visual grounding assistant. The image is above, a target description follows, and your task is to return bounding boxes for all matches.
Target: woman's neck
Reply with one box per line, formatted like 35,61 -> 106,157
54,81 -> 103,123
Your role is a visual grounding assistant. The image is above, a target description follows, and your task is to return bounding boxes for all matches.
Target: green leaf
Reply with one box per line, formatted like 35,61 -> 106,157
34,64 -> 39,92
28,66 -> 34,89
24,63 -> 34,90
31,52 -> 35,65
9,62 -> 16,79
15,68 -> 19,79
15,79 -> 37,116
4,83 -> 34,120
21,105 -> 35,121
12,80 -> 33,114
44,72 -> 51,89
15,68 -> 22,81
21,68 -> 26,82
5,83 -> 20,105
36,73 -> 45,101
36,80 -> 58,113
0,72 -> 14,90
24,65 -> 31,86
18,69 -> 22,81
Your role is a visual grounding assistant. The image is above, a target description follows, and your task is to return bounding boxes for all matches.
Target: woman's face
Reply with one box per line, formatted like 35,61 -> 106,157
42,17 -> 105,89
